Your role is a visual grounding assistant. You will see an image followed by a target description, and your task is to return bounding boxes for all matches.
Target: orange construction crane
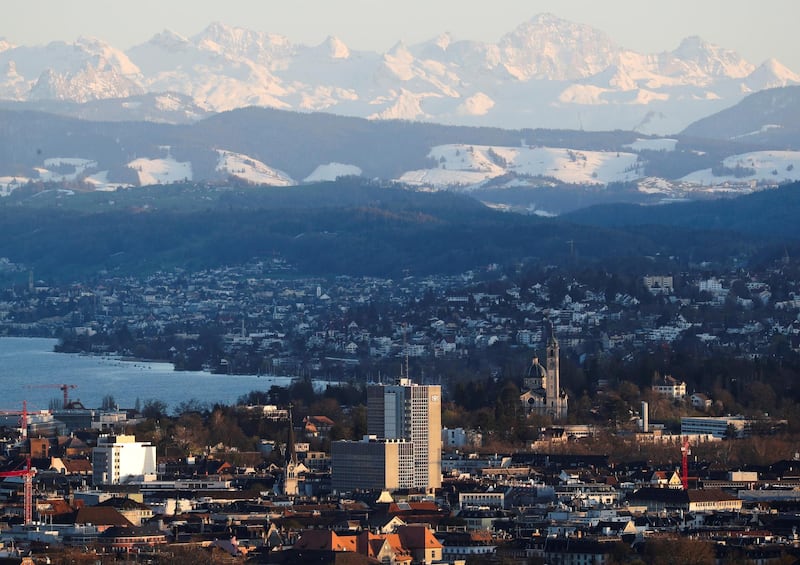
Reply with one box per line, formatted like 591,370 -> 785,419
25,383 -> 77,409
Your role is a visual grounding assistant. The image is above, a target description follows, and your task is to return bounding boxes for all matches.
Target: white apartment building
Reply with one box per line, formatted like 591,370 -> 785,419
92,434 -> 157,486
681,416 -> 752,439
699,278 -> 724,293
643,275 -> 674,295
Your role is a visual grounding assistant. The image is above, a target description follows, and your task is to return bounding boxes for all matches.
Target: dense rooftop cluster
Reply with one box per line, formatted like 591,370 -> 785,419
0,256 -> 798,561
3,257 -> 800,390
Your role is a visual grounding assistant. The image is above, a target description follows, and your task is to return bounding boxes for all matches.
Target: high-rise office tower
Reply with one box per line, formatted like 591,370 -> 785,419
367,378 -> 441,492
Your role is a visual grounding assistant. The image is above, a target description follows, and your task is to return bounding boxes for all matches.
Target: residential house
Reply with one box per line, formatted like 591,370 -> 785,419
652,375 -> 686,400
690,393 -> 712,411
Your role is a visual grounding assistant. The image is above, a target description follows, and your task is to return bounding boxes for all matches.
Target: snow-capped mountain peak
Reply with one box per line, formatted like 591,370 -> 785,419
318,36 -> 350,59
72,36 -> 141,76
146,30 -> 191,51
745,58 -> 800,91
192,21 -> 294,62
1,14 -> 798,134
434,33 -> 452,52
670,35 -> 754,78
497,13 -> 621,80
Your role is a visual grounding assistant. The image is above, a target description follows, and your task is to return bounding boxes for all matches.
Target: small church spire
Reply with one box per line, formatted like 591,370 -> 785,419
283,403 -> 300,496
285,403 -> 296,465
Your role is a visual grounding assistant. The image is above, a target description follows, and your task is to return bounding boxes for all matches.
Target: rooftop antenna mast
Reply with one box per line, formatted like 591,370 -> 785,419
402,323 -> 410,380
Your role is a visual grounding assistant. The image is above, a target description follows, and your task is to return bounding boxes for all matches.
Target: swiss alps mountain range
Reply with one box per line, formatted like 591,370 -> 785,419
2,14 -> 799,133
3,15 -> 800,217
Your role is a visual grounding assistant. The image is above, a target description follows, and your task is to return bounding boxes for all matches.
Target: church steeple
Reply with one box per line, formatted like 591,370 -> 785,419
283,403 -> 299,496
545,322 -> 559,410
285,403 -> 296,465
520,319 -> 568,421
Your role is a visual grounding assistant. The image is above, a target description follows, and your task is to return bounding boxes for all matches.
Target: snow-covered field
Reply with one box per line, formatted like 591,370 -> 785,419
681,151 -> 800,186
398,144 -> 643,189
127,157 -> 192,186
304,163 -> 363,183
37,158 -> 98,182
0,176 -> 28,196
1,145 -> 799,204
83,171 -> 124,191
0,158 -> 126,194
623,138 -> 678,152
216,150 -> 294,186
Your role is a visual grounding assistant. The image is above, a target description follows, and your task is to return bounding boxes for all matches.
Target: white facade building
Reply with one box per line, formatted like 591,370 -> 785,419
366,378 -> 442,492
92,434 -> 157,486
652,375 -> 686,400
681,416 -> 752,439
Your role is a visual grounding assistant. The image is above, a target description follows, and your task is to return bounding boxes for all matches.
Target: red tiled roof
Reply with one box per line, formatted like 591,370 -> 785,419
396,525 -> 443,550
75,506 -> 135,527
293,530 -> 357,552
62,459 -> 92,473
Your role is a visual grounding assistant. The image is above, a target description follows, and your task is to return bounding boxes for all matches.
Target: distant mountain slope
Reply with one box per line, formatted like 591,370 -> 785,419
0,92 -> 210,123
0,105 -> 643,184
5,104 -> 800,213
681,86 -> 800,146
562,180 -> 800,240
0,14 -> 797,133
0,180 -> 774,281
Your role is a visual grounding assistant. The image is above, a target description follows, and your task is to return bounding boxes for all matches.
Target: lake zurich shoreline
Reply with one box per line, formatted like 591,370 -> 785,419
0,337 -> 291,412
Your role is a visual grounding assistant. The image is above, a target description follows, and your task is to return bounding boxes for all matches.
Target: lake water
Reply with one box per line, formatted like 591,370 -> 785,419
0,337 -> 295,412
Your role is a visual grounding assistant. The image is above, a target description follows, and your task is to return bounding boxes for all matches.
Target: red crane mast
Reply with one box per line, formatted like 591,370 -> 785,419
0,402 -> 34,524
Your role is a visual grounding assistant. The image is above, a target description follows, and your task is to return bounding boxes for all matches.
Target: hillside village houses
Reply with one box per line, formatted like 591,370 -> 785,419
5,257 -> 800,385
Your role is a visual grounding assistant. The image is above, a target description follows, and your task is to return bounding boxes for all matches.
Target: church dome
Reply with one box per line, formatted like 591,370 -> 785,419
526,357 -> 547,379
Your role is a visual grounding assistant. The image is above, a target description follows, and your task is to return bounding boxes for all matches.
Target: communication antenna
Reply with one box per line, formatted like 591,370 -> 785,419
402,323 -> 410,380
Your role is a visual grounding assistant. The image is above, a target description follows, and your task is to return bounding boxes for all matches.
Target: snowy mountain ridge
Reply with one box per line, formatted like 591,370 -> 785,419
0,14 -> 798,133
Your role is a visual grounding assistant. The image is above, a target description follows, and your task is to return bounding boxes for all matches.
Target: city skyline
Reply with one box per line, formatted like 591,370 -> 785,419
5,0 -> 800,72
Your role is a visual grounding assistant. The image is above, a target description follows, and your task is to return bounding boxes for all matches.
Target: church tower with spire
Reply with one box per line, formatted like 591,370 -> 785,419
546,330 -> 560,414
520,321 -> 568,421
283,404 -> 300,496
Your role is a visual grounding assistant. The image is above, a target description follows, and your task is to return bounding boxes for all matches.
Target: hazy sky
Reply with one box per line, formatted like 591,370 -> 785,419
6,0 -> 800,70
